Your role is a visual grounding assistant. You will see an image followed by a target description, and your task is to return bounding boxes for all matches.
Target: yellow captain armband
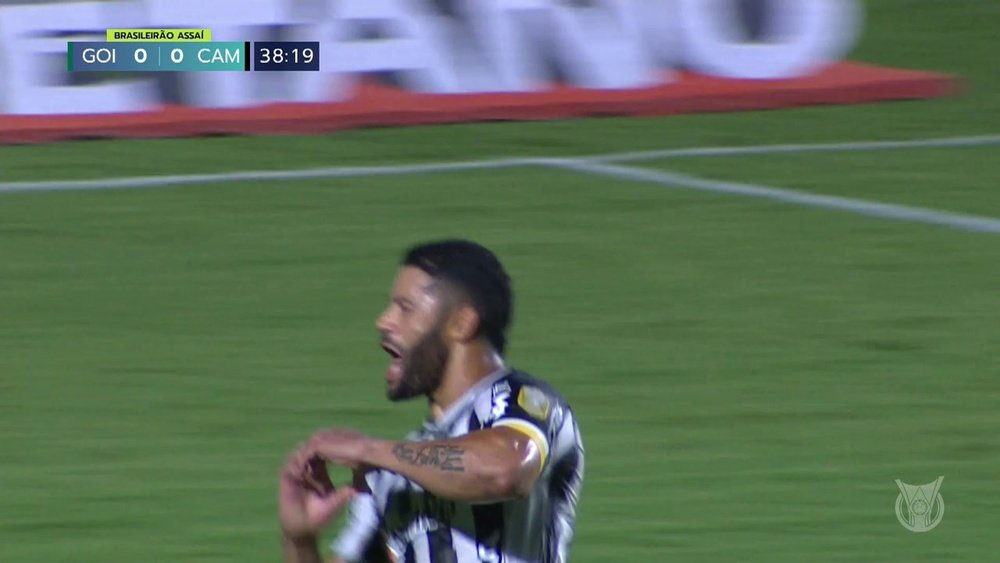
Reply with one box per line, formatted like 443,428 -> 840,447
493,418 -> 550,468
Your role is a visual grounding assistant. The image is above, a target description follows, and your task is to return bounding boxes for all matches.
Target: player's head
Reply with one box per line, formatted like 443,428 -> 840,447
377,239 -> 513,402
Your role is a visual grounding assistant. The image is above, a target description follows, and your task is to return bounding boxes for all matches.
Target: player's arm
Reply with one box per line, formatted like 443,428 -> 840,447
363,426 -> 545,503
304,383 -> 553,503
279,452 -> 393,563
281,536 -> 328,563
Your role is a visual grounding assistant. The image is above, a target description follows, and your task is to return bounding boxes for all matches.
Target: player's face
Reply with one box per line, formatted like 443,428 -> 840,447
376,266 -> 452,401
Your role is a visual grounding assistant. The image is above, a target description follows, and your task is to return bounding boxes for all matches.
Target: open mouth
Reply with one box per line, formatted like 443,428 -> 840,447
381,341 -> 404,383
381,342 -> 403,361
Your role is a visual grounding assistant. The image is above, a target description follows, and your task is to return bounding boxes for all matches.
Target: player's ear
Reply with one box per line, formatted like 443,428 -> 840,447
446,304 -> 480,344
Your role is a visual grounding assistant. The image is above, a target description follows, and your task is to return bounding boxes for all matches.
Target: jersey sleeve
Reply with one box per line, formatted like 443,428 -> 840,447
485,378 -> 555,468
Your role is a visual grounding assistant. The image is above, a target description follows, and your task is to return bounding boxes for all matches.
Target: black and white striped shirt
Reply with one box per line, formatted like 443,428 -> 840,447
331,368 -> 585,563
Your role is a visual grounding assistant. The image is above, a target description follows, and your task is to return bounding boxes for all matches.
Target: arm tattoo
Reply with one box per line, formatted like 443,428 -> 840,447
392,443 -> 466,472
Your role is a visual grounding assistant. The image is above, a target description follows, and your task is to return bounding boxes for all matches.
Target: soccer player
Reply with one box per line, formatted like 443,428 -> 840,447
279,239 -> 585,563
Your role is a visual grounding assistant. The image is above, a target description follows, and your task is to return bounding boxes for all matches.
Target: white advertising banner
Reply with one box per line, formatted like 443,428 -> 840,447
0,0 -> 863,114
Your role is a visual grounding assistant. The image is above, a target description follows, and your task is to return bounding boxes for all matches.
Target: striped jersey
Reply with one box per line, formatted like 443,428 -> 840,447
331,368 -> 585,563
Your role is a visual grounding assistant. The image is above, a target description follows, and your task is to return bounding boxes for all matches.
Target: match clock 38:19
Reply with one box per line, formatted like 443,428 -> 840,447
253,41 -> 320,71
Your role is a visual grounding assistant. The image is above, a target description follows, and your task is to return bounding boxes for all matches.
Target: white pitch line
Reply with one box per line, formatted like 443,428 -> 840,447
1,134 -> 998,194
3,133 -> 1000,233
551,160 -> 1000,234
594,133 -> 1000,163
0,158 -> 538,194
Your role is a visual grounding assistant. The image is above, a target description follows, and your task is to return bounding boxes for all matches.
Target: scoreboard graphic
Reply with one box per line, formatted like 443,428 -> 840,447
67,29 -> 319,72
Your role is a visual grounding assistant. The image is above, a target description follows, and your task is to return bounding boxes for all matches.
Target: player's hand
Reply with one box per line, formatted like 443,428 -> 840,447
278,448 -> 356,541
305,428 -> 372,471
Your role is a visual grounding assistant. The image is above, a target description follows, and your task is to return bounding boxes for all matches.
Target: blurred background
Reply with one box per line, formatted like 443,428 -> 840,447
1,1 -> 998,561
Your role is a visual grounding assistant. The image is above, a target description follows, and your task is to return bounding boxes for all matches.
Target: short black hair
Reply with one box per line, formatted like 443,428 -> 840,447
402,239 -> 513,354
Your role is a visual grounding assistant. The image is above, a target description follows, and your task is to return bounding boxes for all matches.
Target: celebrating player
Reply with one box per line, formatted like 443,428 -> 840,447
279,239 -> 585,563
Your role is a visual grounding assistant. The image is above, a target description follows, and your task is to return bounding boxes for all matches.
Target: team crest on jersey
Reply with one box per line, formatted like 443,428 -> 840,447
517,386 -> 551,421
491,381 -> 512,420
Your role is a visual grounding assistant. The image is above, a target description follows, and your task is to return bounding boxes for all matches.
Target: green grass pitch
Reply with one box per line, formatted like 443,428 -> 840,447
1,1 -> 998,561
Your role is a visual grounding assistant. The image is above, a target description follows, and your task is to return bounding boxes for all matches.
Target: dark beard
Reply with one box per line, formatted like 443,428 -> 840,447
387,323 -> 450,402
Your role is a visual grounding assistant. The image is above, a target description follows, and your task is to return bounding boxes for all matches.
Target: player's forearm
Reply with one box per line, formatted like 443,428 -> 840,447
363,430 -> 534,502
282,535 -> 325,563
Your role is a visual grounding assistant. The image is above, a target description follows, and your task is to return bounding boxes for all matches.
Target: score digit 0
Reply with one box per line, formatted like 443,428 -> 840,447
171,48 -> 184,64
134,48 -> 147,64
